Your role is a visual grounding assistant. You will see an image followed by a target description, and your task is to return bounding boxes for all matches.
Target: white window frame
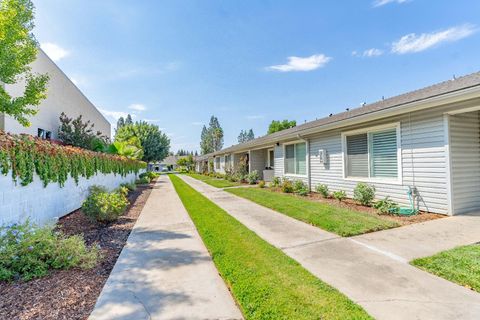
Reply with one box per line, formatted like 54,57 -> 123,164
267,148 -> 275,169
283,140 -> 308,178
341,122 -> 402,185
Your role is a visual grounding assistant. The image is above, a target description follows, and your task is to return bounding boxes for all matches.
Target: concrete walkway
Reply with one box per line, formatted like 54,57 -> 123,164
90,175 -> 243,320
179,175 -> 480,320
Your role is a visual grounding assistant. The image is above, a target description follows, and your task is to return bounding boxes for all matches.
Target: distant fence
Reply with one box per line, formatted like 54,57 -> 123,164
0,171 -> 139,225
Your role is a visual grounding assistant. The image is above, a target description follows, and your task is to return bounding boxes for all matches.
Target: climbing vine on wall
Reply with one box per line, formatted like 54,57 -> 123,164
0,131 -> 146,187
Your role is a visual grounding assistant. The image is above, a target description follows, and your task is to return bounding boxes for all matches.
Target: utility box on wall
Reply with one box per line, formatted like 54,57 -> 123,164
318,149 -> 327,164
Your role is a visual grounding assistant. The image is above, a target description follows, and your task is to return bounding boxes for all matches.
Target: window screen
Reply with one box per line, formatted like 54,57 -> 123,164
371,129 -> 397,178
285,144 -> 295,174
295,143 -> 307,175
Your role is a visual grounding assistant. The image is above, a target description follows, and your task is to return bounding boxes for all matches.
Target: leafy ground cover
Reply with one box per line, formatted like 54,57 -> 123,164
170,174 -> 371,320
226,187 -> 399,236
411,244 -> 480,292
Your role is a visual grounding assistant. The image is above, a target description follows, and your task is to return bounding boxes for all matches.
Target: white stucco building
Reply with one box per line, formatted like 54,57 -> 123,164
0,48 -> 111,140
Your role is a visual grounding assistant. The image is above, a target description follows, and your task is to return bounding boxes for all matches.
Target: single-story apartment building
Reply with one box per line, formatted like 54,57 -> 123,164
196,72 -> 480,216
1,48 -> 111,140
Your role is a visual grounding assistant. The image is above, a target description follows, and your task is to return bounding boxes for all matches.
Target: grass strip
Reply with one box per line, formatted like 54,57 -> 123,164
226,187 -> 398,237
170,174 -> 371,320
411,244 -> 480,292
186,173 -> 240,188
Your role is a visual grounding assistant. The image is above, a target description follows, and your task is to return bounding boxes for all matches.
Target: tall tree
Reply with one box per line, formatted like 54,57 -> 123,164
116,121 -> 170,162
0,0 -> 49,127
116,116 -> 125,131
247,129 -> 255,141
200,125 -> 212,154
238,129 -> 255,143
209,116 -> 224,151
125,114 -> 133,125
267,120 -> 297,134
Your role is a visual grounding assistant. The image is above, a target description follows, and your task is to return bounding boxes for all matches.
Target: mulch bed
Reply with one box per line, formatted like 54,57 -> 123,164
270,187 -> 444,225
0,181 -> 155,320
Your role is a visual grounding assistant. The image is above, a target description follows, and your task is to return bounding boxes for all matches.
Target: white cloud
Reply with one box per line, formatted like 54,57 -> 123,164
143,118 -> 161,123
40,42 -> 70,62
191,121 -> 203,126
128,103 -> 147,111
392,24 -> 477,54
373,0 -> 409,7
363,48 -> 384,57
99,108 -> 136,121
246,115 -> 264,120
352,48 -> 383,57
266,54 -> 331,72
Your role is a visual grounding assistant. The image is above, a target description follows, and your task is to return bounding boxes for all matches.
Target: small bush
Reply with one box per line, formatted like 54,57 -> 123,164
281,179 -> 294,193
315,184 -> 329,198
293,180 -> 309,196
120,181 -> 137,192
247,170 -> 260,185
136,176 -> 150,185
258,180 -> 266,188
353,183 -> 376,206
374,196 -> 400,215
0,220 -> 99,281
332,190 -> 347,201
82,186 -> 129,223
271,177 -> 281,188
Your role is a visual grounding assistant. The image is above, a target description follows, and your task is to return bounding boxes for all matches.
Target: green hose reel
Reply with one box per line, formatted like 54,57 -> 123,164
390,186 -> 419,216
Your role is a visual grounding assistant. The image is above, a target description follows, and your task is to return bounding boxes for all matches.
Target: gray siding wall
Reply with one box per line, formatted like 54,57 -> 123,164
276,106 -> 454,214
450,111 -> 480,214
250,149 -> 267,179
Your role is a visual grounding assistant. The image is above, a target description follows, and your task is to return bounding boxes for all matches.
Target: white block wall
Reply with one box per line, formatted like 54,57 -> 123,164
0,171 -> 139,225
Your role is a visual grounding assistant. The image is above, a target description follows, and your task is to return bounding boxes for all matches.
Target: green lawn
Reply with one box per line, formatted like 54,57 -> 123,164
186,173 -> 241,188
226,187 -> 399,237
169,174 -> 371,320
411,244 -> 480,292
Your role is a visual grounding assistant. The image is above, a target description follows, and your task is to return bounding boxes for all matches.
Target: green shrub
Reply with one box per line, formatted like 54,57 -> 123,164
82,186 -> 129,223
141,171 -> 159,180
315,184 -> 329,198
247,170 -> 260,185
271,177 -> 281,188
136,176 -> 151,185
0,220 -> 99,281
353,183 -> 376,206
373,196 -> 399,215
258,180 -> 266,188
293,180 -> 309,196
281,179 -> 294,193
332,190 -> 347,201
120,181 -> 137,192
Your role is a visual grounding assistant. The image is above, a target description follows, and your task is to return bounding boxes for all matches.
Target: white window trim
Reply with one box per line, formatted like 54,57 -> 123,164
283,140 -> 308,178
267,148 -> 275,169
341,122 -> 402,185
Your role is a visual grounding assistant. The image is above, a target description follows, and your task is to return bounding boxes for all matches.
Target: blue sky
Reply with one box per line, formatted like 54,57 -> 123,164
33,0 -> 480,153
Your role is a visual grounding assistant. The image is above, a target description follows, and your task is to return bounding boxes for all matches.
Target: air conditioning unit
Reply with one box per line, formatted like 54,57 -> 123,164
318,149 -> 327,164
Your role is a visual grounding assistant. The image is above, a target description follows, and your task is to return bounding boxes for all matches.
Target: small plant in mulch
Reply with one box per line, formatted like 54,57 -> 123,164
258,180 -> 266,188
315,184 -> 329,198
293,180 -> 309,196
374,196 -> 400,215
281,179 -> 294,193
271,177 -> 281,188
82,185 -> 129,223
0,220 -> 99,282
247,170 -> 260,185
332,190 -> 347,201
353,183 -> 376,206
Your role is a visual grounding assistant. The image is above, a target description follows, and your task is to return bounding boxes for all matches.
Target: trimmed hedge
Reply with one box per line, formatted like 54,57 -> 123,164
0,131 -> 145,187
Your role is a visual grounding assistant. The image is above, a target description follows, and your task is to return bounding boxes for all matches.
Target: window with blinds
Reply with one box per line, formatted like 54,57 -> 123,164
345,126 -> 399,180
285,142 -> 307,175
371,129 -> 397,178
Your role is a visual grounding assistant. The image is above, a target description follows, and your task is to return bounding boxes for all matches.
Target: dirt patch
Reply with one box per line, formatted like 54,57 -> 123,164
0,181 -> 155,320
271,187 -> 444,226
